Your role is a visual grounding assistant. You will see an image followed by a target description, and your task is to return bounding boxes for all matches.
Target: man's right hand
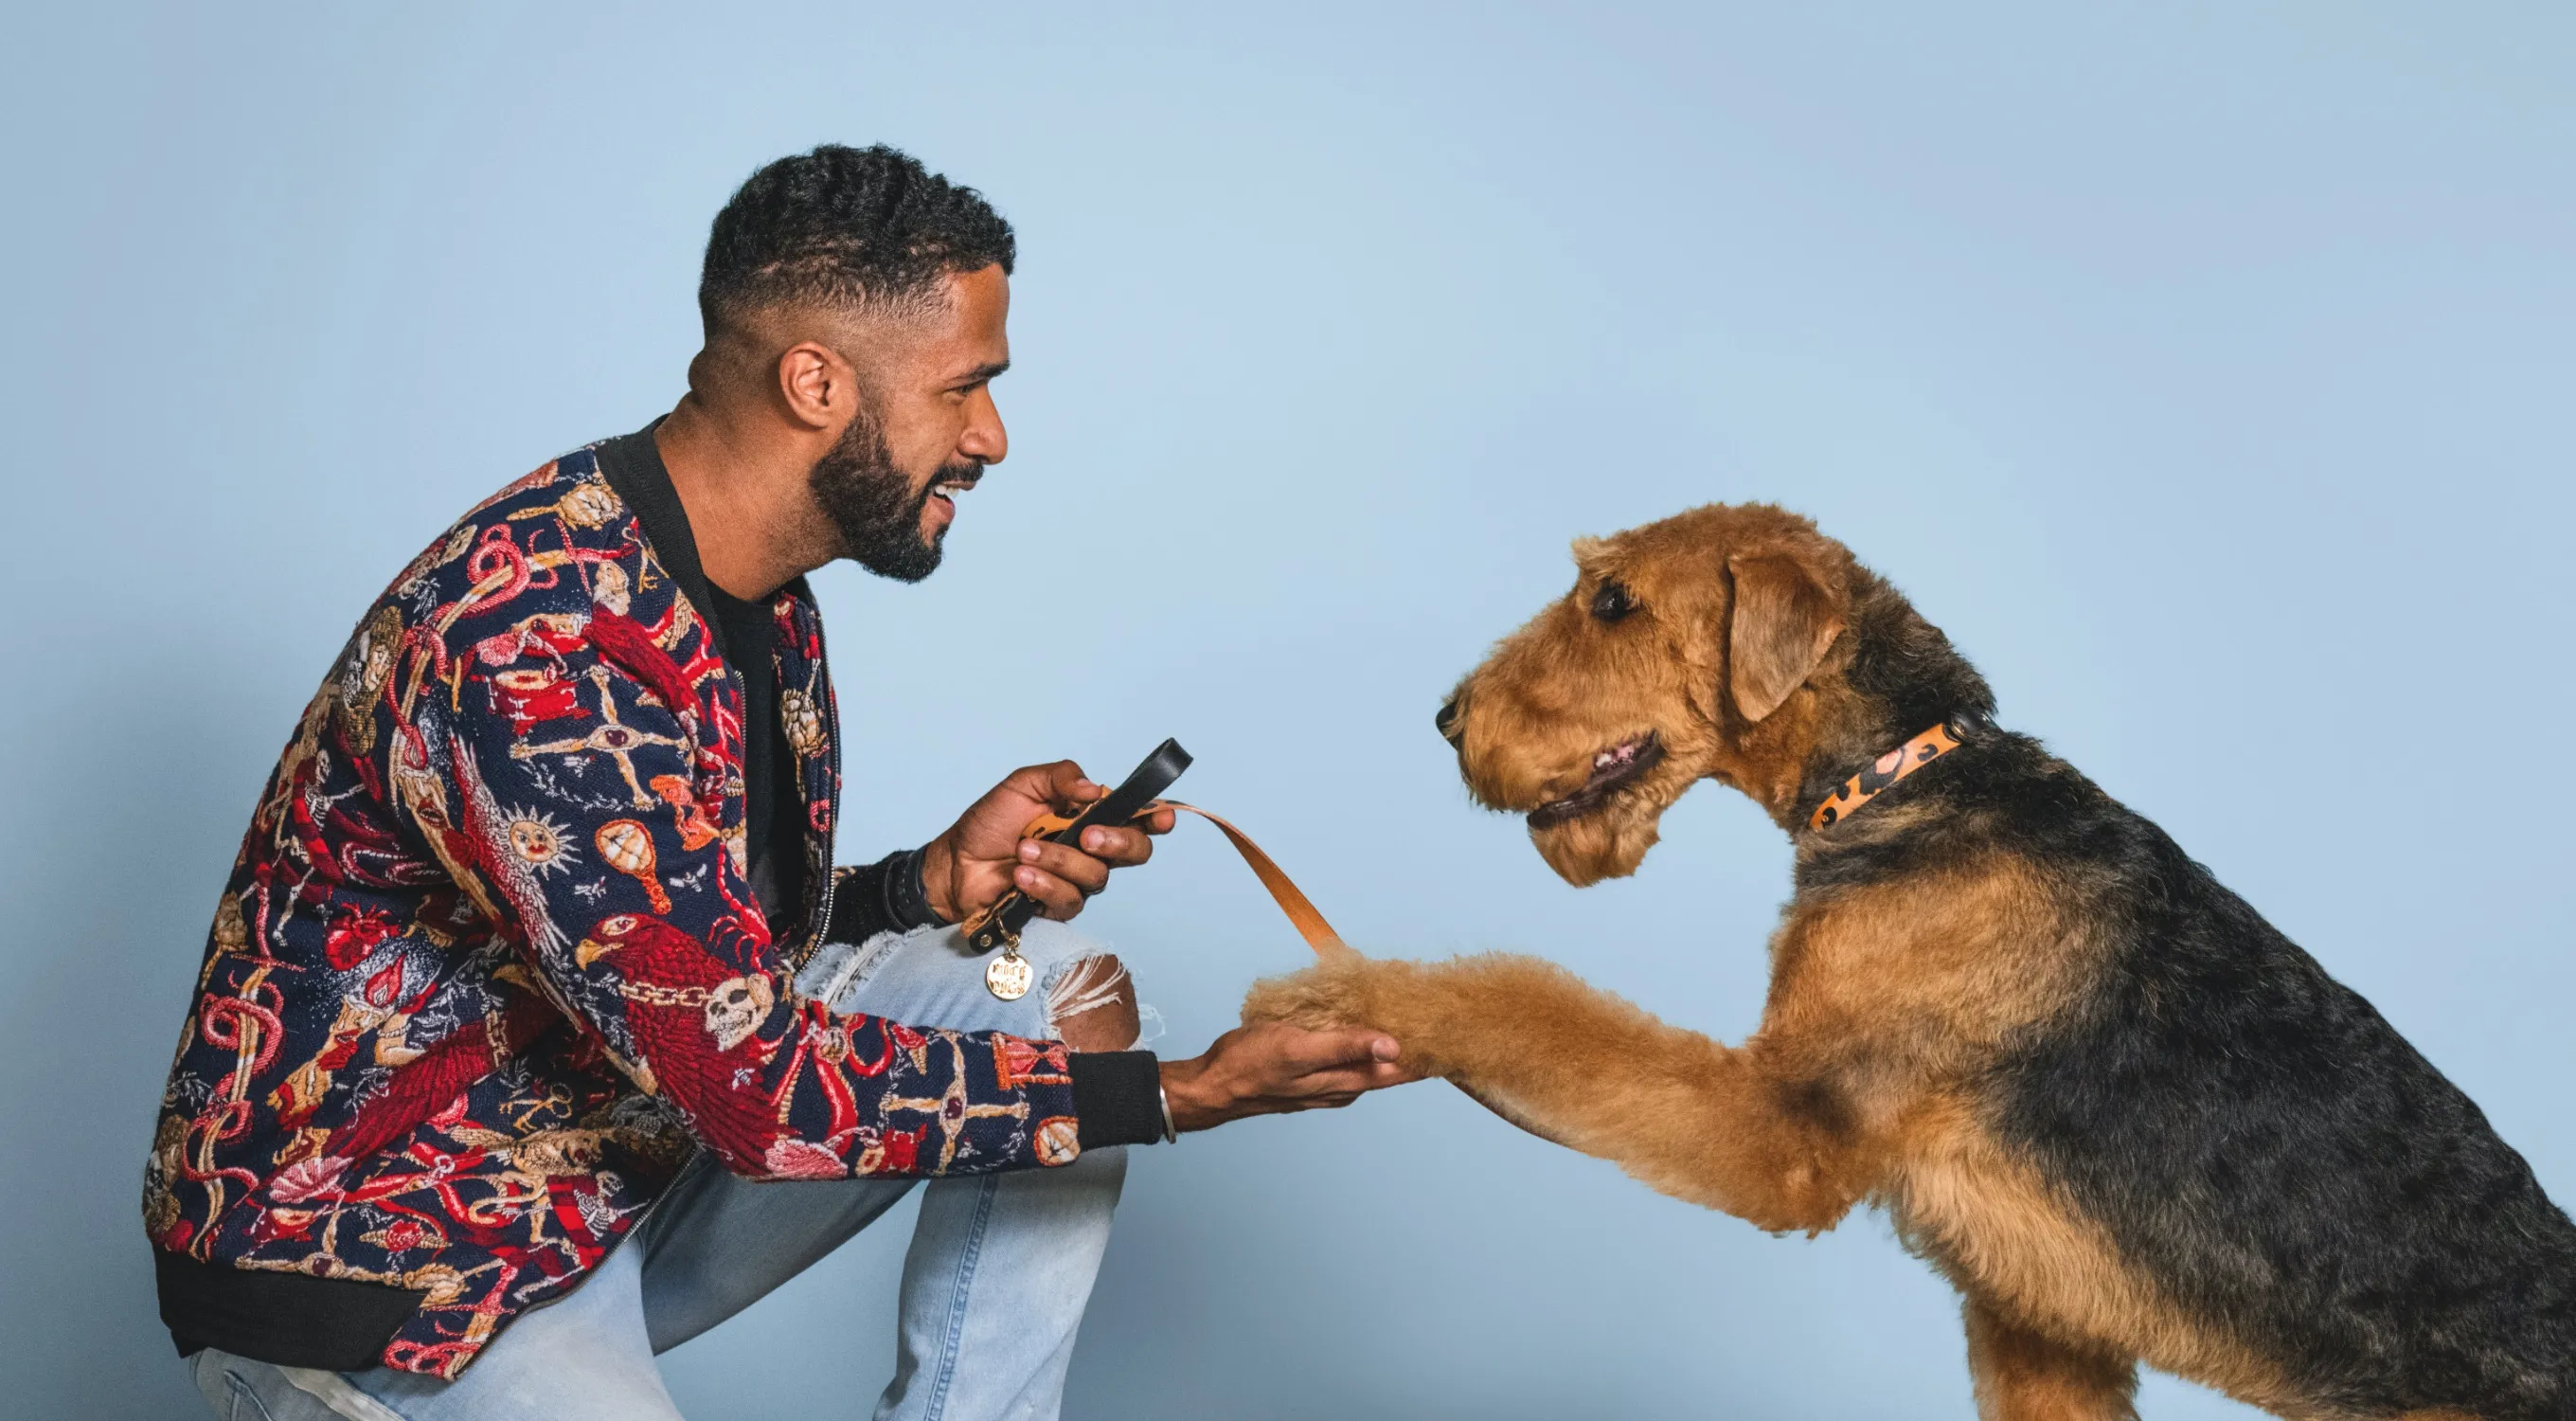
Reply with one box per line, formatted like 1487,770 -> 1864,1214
1157,1022 -> 1424,1132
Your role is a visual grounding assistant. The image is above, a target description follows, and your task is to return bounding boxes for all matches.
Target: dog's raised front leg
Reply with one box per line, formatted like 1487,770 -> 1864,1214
1962,1295 -> 2138,1421
1242,954 -> 1862,1233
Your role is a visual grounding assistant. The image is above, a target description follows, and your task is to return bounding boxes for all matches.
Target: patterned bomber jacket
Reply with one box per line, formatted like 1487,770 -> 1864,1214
145,446 -> 1090,1378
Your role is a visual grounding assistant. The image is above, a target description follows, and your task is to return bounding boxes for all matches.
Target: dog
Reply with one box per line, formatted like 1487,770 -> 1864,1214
1244,503 -> 2576,1419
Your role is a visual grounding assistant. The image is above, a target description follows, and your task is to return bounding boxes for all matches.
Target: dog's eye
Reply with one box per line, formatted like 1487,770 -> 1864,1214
1591,581 -> 1637,622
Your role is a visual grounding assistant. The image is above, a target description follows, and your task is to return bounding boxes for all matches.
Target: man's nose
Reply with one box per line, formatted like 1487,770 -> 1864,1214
961,387 -> 1008,465
1435,695 -> 1466,749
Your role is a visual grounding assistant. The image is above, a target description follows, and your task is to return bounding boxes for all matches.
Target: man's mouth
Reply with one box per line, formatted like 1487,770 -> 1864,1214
927,474 -> 979,513
1526,732 -> 1665,830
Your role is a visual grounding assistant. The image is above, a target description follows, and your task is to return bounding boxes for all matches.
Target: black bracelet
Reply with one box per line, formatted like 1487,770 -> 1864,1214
879,845 -> 940,932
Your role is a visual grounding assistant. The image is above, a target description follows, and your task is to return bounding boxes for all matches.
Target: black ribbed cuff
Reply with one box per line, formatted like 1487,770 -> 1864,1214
1068,1051 -> 1165,1149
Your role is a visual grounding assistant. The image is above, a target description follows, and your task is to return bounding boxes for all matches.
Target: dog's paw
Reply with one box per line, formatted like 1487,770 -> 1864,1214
1241,954 -> 1520,1079
1240,954 -> 1385,1034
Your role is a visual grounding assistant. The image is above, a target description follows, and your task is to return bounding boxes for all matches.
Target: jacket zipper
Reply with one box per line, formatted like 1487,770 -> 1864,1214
801,599 -> 839,961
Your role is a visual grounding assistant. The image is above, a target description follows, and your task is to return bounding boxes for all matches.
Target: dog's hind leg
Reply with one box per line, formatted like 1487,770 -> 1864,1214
1243,953 -> 1864,1233
1964,1295 -> 2139,1421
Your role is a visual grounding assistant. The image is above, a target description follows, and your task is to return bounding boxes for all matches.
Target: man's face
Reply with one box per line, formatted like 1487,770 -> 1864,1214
810,264 -> 1011,582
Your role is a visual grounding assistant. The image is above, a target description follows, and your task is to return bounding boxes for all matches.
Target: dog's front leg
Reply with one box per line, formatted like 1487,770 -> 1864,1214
1963,1296 -> 2139,1421
1243,953 -> 1863,1234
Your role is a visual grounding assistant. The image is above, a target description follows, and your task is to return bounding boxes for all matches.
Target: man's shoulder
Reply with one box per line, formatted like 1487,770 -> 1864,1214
462,443 -> 617,523
381,445 -> 643,621
358,444 -> 725,746
445,444 -> 633,561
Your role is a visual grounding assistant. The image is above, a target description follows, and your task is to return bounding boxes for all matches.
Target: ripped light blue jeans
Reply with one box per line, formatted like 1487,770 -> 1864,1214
188,920 -> 1135,1421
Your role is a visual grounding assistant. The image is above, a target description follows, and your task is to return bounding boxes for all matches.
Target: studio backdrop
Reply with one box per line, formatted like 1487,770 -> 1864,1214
3,5 -> 2567,1418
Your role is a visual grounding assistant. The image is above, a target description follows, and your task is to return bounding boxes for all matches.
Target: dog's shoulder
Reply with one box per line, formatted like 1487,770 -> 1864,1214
1756,736 -> 2134,1117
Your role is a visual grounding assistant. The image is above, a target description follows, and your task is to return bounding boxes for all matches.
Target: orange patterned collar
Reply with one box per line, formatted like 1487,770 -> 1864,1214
1807,718 -> 1975,832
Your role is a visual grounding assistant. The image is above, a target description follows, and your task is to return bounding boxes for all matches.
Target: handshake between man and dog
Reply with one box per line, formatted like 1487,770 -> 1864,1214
1244,503 -> 2576,1420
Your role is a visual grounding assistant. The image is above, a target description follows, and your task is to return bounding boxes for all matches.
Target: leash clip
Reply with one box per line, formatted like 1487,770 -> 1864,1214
963,901 -> 1022,954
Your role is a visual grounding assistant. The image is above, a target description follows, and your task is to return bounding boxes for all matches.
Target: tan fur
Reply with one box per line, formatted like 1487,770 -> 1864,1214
1965,1293 -> 2141,1421
1245,504 -> 2449,1418
1248,951 -> 1867,1231
1726,549 -> 1846,724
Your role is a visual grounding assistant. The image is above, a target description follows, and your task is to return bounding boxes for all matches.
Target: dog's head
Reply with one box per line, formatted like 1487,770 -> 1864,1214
1438,503 -> 1986,885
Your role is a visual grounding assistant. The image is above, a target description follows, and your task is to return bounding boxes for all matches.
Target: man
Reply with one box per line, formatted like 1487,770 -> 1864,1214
150,144 -> 1415,1421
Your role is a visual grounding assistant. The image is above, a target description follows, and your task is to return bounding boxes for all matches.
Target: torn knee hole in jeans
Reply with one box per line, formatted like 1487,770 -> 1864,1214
1046,954 -> 1128,1020
1046,954 -> 1153,1051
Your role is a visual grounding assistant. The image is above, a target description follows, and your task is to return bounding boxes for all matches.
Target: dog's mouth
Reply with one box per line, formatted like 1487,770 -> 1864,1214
1526,732 -> 1665,830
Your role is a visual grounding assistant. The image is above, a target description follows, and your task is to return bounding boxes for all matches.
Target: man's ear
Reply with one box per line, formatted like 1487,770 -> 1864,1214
776,341 -> 851,431
1726,550 -> 1845,724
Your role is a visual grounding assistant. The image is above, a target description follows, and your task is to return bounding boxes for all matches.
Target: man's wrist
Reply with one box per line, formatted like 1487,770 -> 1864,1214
916,836 -> 960,926
1155,1055 -> 1220,1134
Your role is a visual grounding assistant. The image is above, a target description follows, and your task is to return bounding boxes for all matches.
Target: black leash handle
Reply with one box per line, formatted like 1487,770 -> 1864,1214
965,739 -> 1193,951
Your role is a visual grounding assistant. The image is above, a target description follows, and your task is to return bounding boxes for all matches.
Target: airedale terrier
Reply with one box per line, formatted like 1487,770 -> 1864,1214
1245,503 -> 2576,1419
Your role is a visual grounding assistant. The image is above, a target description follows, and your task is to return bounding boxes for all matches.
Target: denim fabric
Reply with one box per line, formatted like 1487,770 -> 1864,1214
188,919 -> 1132,1421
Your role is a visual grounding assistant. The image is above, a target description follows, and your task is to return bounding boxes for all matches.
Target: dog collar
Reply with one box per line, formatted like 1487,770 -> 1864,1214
1806,716 -> 1977,832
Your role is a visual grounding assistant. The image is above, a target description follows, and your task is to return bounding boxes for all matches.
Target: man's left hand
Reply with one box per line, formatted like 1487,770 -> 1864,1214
919,760 -> 1174,926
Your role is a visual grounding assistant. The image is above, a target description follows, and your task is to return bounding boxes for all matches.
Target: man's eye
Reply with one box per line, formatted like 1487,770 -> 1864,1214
1591,581 -> 1637,622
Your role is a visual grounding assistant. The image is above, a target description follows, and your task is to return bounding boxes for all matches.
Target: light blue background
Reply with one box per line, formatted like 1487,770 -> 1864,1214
5,5 -> 2569,1418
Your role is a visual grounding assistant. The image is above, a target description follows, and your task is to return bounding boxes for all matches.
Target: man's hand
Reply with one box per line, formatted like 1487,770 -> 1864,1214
919,760 -> 1175,926
1158,1022 -> 1425,1132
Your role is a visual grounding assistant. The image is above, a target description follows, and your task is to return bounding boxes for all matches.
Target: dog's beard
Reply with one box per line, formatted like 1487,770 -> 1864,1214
809,407 -> 975,584
1513,753 -> 1690,887
1530,800 -> 1668,887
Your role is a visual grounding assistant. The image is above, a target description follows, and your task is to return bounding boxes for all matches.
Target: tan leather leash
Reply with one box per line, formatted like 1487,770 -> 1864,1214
971,800 -> 1352,969
1148,800 -> 1351,956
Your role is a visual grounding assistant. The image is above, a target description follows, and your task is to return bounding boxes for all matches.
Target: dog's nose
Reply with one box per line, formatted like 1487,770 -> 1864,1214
1435,696 -> 1466,749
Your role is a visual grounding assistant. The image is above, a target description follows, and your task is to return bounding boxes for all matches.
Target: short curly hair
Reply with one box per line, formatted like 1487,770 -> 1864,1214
698,144 -> 1015,331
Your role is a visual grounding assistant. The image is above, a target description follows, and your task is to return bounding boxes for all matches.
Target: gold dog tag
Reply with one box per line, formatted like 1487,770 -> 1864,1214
985,945 -> 1032,1001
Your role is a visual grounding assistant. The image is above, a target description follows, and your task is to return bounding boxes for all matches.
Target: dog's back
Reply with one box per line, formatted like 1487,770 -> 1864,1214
1906,736 -> 2576,1416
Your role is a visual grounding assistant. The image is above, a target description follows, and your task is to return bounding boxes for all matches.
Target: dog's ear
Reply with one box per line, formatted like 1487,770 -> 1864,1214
1726,550 -> 1845,724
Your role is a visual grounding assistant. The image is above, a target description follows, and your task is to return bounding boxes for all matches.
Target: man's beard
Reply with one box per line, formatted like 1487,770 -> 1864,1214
807,406 -> 975,584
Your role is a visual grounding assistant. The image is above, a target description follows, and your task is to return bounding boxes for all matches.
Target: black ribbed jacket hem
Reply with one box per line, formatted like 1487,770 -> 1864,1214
159,1249 -> 423,1368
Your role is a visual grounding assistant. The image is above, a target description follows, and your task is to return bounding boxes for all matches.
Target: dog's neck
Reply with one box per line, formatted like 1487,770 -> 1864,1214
1714,577 -> 1995,836
1711,692 -> 1922,834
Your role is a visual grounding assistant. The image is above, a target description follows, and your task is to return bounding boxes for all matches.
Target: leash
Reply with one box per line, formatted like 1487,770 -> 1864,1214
1146,801 -> 1349,954
964,800 -> 1351,998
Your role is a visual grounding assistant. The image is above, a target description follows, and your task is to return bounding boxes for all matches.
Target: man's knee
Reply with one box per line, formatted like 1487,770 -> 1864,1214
1047,953 -> 1139,1052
